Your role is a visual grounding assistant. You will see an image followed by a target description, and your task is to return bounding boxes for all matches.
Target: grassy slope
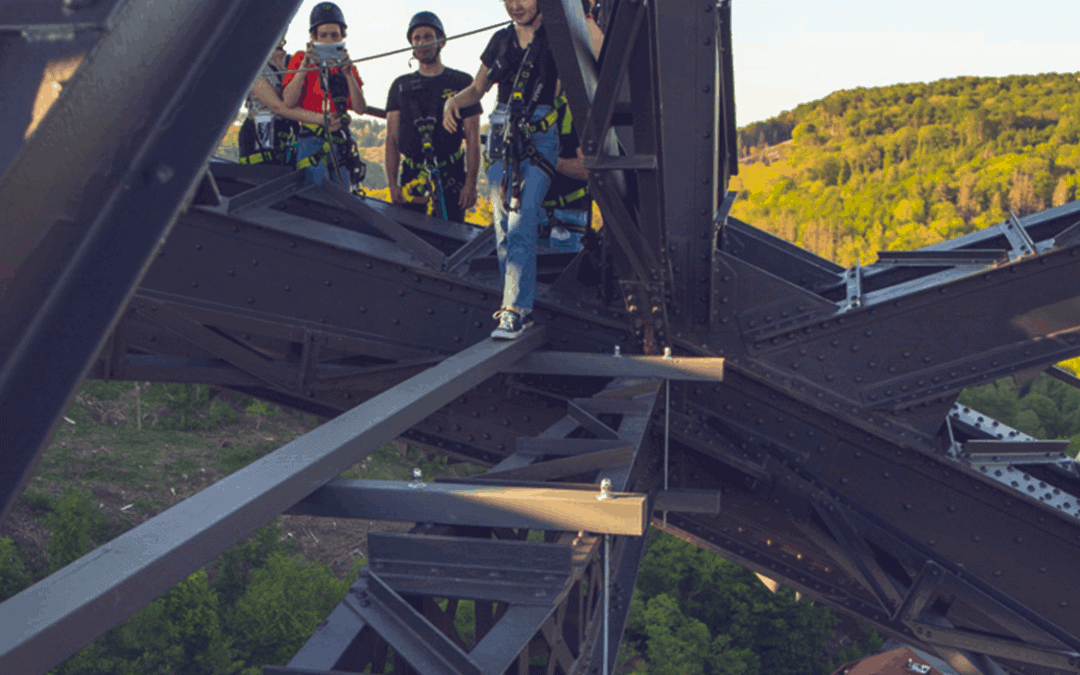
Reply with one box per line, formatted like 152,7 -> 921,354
6,380 -> 483,583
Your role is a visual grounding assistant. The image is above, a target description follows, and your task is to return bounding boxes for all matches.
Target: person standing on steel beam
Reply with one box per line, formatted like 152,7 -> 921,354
239,33 -> 343,167
282,2 -> 367,188
443,0 -> 560,340
385,12 -> 482,223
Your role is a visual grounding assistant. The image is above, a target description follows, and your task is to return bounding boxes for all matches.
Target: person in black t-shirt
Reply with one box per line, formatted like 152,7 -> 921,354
442,0 -> 561,340
538,95 -> 589,252
385,12 -> 481,223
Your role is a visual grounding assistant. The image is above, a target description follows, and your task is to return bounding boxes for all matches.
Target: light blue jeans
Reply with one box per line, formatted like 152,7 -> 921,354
538,208 -> 586,252
295,134 -> 350,186
486,105 -> 559,312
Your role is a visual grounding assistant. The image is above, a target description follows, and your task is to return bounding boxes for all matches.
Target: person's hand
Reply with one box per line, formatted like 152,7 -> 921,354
302,41 -> 319,68
443,97 -> 462,134
459,178 -> 478,210
326,112 -> 343,132
389,184 -> 405,204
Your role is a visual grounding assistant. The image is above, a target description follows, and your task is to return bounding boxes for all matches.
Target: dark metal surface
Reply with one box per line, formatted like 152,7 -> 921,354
3,0 -> 1080,673
0,0 -> 305,527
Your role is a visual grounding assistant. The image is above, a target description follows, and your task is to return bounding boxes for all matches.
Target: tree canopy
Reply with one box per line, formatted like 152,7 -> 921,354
733,73 -> 1080,266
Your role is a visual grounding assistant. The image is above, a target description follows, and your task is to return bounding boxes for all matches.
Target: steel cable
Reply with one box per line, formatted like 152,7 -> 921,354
275,20 -> 512,77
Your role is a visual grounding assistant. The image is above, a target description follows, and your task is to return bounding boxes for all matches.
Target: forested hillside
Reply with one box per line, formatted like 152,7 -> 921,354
732,73 -> 1080,266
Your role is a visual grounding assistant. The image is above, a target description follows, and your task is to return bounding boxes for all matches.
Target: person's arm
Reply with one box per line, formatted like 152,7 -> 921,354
252,79 -> 341,131
556,145 -> 587,180
346,67 -> 365,115
385,110 -> 403,203
460,114 -> 481,210
282,48 -> 315,108
443,64 -> 492,133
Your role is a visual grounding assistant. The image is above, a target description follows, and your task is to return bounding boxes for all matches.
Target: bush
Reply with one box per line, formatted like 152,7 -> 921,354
208,399 -> 239,428
209,520 -> 297,613
158,384 -> 212,431
227,551 -> 353,668
44,490 -> 107,573
0,537 -> 31,602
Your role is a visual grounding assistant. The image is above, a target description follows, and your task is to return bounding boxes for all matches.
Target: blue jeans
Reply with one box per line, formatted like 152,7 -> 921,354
538,208 -> 586,252
295,134 -> 350,186
486,105 -> 559,312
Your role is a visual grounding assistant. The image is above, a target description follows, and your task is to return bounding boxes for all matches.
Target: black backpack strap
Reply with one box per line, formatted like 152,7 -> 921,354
486,26 -> 515,84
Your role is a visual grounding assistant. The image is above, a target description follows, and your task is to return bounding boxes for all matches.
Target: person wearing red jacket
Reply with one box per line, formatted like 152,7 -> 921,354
282,2 -> 366,187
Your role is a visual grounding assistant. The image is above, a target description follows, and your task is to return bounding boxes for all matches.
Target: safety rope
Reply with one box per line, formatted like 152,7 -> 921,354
275,20 -> 512,77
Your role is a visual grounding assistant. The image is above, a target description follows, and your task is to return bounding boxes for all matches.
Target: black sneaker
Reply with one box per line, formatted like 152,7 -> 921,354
491,308 -> 532,340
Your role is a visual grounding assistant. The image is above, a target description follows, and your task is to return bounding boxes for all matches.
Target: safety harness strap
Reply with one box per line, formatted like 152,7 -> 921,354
542,185 -> 589,209
402,145 -> 465,169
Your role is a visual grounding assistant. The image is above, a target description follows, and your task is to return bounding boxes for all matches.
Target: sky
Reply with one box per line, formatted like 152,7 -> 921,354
279,0 -> 1080,126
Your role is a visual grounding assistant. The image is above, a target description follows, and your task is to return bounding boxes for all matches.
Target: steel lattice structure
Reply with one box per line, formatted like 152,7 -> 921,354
3,1 -> 1080,674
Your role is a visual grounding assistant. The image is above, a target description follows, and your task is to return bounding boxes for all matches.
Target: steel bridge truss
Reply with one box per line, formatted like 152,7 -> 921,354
4,1 -> 1080,674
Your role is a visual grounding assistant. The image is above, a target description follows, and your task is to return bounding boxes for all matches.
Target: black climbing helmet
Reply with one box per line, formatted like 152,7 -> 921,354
310,2 -> 347,32
407,11 -> 445,41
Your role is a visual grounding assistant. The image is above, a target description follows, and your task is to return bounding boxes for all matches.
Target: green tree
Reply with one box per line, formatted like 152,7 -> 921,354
227,551 -> 353,668
209,519 -> 297,613
641,593 -> 711,675
161,571 -> 241,675
628,531 -> 841,674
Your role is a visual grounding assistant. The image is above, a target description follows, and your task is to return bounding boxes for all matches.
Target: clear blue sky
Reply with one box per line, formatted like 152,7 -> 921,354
280,0 -> 1079,126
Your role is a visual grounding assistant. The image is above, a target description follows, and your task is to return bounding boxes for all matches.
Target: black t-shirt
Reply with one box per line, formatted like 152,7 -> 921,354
480,25 -> 558,107
386,68 -> 482,160
545,100 -> 589,209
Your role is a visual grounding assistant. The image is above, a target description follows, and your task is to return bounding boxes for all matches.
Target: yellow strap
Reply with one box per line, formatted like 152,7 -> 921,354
239,151 -> 272,165
525,107 -> 559,136
542,185 -> 589,209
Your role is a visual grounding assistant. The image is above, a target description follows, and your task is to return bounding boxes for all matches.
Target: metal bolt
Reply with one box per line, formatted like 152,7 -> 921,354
614,345 -> 621,357
409,468 -> 423,488
597,478 -> 612,501
152,163 -> 174,184
663,346 -> 672,360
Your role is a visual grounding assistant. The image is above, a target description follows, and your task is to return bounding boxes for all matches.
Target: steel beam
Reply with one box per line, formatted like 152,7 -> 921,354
653,488 -> 721,514
0,0 -> 304,529
367,533 -> 573,605
503,351 -> 724,380
352,571 -> 481,675
283,598 -> 369,671
479,445 -> 634,482
0,328 -> 545,675
285,478 -> 646,536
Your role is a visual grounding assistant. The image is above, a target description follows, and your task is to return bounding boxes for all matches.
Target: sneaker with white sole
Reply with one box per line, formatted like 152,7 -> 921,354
491,308 -> 532,340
